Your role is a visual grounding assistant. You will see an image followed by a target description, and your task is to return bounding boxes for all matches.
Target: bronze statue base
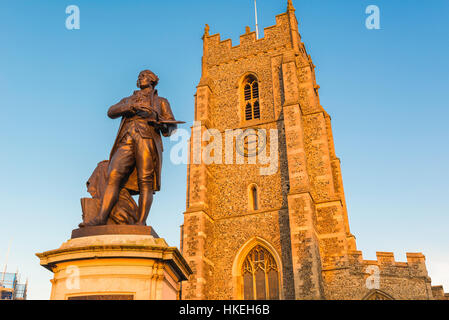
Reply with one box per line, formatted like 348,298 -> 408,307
71,225 -> 159,239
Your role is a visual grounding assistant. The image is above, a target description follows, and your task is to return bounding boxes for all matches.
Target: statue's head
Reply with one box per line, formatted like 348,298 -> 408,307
137,70 -> 159,89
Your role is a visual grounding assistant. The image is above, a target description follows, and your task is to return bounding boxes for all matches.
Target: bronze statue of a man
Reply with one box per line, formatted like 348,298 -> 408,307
80,70 -> 178,227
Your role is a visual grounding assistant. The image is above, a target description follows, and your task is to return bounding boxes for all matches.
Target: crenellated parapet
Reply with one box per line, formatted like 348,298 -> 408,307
348,251 -> 430,279
315,250 -> 434,299
432,286 -> 449,300
203,13 -> 294,67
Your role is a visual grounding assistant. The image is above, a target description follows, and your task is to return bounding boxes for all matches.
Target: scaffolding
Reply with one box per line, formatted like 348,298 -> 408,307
0,272 -> 28,300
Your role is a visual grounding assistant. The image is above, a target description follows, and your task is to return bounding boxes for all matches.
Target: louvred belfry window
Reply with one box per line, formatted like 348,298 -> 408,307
242,245 -> 279,300
243,76 -> 260,121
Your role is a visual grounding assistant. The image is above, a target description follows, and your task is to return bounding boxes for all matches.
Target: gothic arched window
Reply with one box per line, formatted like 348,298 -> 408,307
243,75 -> 260,121
242,245 -> 279,300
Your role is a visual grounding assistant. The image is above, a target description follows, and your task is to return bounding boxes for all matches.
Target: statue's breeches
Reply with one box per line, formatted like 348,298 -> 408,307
107,126 -> 157,190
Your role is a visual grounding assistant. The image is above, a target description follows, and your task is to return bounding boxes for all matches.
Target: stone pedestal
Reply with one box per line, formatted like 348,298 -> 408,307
36,227 -> 192,300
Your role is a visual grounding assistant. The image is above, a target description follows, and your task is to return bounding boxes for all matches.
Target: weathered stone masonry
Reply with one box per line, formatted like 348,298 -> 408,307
180,0 -> 447,300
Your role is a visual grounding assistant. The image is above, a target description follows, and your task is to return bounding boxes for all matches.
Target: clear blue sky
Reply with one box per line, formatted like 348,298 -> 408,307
0,0 -> 447,300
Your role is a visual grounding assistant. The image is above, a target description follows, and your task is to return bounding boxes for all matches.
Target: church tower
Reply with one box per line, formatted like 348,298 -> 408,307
181,0 -> 438,300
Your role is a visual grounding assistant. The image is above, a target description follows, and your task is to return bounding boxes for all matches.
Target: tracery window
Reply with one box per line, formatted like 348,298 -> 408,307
243,75 -> 260,121
242,245 -> 279,300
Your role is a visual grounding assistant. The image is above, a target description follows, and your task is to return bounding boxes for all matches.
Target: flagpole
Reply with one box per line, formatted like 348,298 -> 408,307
254,0 -> 260,39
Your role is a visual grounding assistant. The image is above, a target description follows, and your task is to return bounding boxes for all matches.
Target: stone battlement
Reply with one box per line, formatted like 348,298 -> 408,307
431,286 -> 449,300
349,250 -> 427,268
204,13 -> 295,67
